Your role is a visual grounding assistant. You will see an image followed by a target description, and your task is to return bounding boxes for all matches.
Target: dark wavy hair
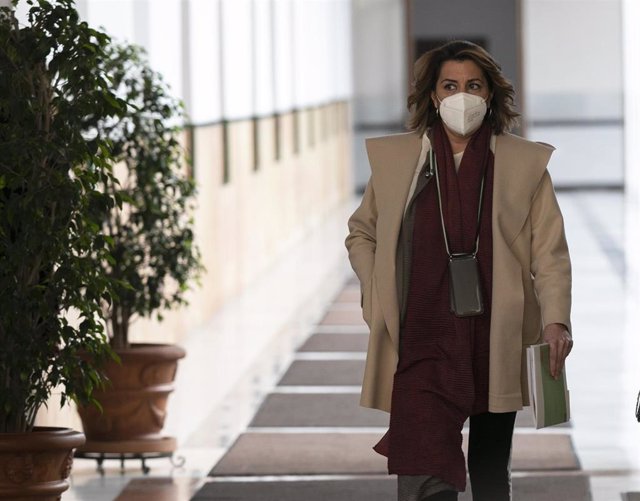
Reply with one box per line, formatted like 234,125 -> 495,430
406,40 -> 519,135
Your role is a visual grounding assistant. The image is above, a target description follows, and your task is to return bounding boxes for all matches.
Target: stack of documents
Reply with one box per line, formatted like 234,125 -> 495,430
526,343 -> 571,429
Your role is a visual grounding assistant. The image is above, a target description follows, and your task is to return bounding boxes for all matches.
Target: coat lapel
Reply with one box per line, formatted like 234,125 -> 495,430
365,132 -> 421,351
492,134 -> 554,247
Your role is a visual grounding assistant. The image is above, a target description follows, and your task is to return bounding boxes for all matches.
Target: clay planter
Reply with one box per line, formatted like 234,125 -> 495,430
0,427 -> 85,500
77,343 -> 185,442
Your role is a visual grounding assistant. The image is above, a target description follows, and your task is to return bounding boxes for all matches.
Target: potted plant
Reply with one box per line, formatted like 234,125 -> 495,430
0,0 -> 124,498
75,41 -> 203,455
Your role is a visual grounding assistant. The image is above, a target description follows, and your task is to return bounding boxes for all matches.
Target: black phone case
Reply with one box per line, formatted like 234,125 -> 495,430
448,255 -> 484,317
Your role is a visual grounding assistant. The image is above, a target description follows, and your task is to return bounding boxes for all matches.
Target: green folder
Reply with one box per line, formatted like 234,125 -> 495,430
526,343 -> 571,429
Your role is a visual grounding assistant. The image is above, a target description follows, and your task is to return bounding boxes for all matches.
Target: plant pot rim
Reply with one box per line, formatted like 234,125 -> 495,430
0,426 -> 85,451
113,343 -> 186,360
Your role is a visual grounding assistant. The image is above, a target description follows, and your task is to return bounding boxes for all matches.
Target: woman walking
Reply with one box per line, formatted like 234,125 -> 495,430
345,40 -> 573,501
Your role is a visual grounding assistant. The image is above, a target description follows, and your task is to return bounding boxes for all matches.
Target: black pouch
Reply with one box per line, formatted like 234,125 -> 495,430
448,254 -> 484,317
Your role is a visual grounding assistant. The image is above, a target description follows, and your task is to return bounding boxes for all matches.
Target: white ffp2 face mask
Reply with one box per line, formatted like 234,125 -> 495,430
437,93 -> 488,137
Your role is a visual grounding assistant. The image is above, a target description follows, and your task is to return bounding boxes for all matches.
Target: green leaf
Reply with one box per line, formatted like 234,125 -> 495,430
0,0 -> 122,433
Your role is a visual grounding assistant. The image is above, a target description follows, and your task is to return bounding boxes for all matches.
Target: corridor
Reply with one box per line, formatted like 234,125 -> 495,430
66,190 -> 640,500
11,1 -> 640,500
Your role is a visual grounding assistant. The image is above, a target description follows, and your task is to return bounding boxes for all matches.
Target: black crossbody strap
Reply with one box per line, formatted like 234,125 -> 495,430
430,147 -> 487,258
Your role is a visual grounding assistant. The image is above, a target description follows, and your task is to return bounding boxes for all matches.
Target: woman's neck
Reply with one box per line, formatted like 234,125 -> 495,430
443,127 -> 470,154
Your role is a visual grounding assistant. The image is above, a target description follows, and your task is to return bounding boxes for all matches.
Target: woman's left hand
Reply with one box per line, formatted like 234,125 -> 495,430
542,323 -> 573,379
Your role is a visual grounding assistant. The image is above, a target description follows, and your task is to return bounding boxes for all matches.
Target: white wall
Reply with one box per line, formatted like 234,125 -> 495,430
351,0 -> 405,125
334,0 -> 354,101
524,0 -> 623,121
523,0 -> 624,187
188,0 -> 223,124
81,0 -> 353,124
623,0 -> 640,296
253,0 -> 275,117
147,0 -> 184,104
86,0 -> 136,46
84,0 -> 185,106
221,0 -> 254,120
272,0 -> 294,113
351,0 -> 405,188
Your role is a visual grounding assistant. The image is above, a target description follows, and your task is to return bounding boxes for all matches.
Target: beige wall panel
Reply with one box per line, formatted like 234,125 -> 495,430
229,120 -> 261,289
323,108 -> 340,213
294,150 -> 316,229
260,118 -> 293,258
311,109 -> 327,223
339,102 -> 354,198
276,113 -> 299,240
35,394 -> 82,431
191,124 -> 225,317
216,122 -> 248,297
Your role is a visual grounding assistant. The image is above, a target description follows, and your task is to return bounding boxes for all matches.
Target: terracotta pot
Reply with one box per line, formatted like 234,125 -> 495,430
0,427 -> 84,500
77,343 -> 186,442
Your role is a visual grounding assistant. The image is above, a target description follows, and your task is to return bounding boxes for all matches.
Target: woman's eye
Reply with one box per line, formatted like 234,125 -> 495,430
444,83 -> 456,91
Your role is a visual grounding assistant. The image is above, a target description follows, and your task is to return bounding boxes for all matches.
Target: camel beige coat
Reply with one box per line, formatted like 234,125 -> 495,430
346,131 -> 571,414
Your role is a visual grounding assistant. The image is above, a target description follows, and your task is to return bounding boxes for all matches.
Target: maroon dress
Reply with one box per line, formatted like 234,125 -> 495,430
373,121 -> 494,492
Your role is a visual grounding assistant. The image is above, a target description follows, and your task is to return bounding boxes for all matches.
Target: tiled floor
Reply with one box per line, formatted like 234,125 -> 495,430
66,190 -> 640,500
198,287 -> 586,499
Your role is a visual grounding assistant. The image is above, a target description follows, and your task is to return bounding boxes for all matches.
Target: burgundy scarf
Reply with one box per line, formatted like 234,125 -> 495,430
373,120 -> 495,492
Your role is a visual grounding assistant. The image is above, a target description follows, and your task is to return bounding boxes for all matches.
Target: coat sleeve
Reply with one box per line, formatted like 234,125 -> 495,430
345,177 -> 377,302
529,170 -> 572,333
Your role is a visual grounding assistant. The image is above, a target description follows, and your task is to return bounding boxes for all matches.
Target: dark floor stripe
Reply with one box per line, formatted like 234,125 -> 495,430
194,475 -> 591,500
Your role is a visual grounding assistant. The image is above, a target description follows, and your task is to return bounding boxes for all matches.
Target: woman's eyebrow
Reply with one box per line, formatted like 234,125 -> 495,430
440,77 -> 483,83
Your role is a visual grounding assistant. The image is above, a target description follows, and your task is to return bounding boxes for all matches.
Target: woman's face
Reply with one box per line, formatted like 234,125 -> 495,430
431,59 -> 491,106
